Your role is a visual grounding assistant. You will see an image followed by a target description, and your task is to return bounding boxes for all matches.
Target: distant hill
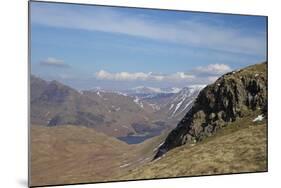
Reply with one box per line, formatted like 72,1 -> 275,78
156,86 -> 204,121
31,75 -> 202,139
122,85 -> 204,126
30,75 -> 162,137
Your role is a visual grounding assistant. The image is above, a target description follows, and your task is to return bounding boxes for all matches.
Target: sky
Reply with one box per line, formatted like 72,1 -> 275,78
30,1 -> 267,90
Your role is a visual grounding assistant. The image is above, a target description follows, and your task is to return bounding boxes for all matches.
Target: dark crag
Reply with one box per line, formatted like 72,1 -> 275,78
155,62 -> 267,159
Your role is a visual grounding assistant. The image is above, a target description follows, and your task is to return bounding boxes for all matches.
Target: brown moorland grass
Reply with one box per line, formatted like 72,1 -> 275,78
30,114 -> 267,186
121,115 -> 267,180
30,125 -> 131,186
30,125 -> 169,186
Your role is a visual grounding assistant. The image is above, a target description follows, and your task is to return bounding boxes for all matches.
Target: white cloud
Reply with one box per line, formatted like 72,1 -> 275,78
95,70 -> 195,82
40,57 -> 69,68
96,70 -> 148,81
194,64 -> 231,75
31,4 -> 266,56
95,63 -> 232,83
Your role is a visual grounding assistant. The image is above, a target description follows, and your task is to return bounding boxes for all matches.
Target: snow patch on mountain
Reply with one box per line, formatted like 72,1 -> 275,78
149,103 -> 161,111
126,86 -> 182,95
97,91 -> 102,98
253,115 -> 264,122
167,85 -> 205,118
171,100 -> 184,117
178,100 -> 194,115
134,97 -> 144,108
169,104 -> 174,110
116,92 -> 128,96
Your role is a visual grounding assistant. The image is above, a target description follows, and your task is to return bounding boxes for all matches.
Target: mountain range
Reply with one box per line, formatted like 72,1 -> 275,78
30,75 -> 203,140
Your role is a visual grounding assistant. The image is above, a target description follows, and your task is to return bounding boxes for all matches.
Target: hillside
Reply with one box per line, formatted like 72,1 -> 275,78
118,62 -> 267,180
155,62 -> 267,158
121,115 -> 267,179
30,125 -> 169,187
30,125 -> 127,186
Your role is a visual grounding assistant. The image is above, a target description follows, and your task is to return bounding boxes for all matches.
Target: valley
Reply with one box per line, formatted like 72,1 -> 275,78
29,4 -> 268,187
30,62 -> 267,187
31,75 -> 202,141
30,75 -> 204,186
30,125 -> 169,186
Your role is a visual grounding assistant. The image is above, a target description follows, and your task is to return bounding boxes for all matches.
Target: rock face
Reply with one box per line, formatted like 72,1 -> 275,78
154,62 -> 267,159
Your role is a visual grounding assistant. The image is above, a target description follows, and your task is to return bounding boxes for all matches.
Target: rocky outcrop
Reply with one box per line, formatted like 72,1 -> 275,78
154,62 -> 267,159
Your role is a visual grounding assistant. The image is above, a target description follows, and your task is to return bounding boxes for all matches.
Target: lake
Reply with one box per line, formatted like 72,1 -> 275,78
117,134 -> 156,144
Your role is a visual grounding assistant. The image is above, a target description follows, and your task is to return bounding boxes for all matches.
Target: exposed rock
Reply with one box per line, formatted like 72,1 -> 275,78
154,62 -> 267,159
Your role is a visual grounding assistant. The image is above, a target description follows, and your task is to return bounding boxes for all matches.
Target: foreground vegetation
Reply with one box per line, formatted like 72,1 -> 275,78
30,125 -> 169,186
121,113 -> 267,179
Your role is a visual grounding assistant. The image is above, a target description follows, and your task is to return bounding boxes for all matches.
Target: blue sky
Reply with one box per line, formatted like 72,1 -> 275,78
30,1 -> 267,90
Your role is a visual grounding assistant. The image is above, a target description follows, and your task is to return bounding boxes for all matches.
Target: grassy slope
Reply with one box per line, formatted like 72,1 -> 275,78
30,125 -> 132,186
30,125 -> 170,186
31,114 -> 267,186
121,114 -> 267,180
